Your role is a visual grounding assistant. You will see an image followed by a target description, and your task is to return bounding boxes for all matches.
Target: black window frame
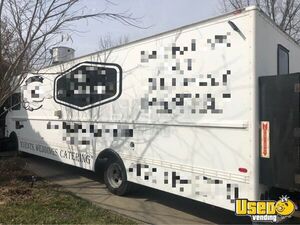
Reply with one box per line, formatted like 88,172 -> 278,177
277,44 -> 289,75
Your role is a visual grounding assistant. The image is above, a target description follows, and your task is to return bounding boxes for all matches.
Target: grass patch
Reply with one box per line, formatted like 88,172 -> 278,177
0,156 -> 136,224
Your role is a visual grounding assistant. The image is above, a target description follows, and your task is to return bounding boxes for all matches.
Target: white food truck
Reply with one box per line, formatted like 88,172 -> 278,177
3,6 -> 300,212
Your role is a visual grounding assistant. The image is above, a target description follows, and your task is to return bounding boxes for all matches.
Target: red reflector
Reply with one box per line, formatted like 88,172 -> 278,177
239,168 -> 248,173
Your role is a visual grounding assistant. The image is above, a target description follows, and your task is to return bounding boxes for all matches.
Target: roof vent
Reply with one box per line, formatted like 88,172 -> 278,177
50,47 -> 75,64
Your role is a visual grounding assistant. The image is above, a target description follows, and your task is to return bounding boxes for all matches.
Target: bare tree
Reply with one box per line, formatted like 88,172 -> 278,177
220,0 -> 300,42
96,34 -> 129,63
98,34 -> 129,51
0,0 -> 139,108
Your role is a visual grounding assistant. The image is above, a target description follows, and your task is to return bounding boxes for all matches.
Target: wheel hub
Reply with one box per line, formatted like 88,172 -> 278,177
107,163 -> 123,188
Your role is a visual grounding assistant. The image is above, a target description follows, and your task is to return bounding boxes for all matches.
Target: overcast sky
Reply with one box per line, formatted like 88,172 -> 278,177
67,0 -> 221,57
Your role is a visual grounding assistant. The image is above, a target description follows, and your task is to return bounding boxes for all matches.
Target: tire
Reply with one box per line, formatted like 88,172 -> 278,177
8,133 -> 27,156
104,158 -> 130,196
8,132 -> 18,152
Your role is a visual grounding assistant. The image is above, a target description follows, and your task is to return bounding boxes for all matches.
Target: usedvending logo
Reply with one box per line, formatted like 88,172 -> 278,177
235,196 -> 297,222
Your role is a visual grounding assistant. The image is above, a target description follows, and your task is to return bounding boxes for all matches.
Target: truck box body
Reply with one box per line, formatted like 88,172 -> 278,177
4,6 -> 300,211
259,73 -> 300,190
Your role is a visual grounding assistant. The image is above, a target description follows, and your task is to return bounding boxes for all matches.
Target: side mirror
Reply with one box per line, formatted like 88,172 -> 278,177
16,121 -> 24,129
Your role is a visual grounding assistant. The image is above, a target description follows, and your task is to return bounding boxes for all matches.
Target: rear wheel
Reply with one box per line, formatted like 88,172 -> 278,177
104,158 -> 130,196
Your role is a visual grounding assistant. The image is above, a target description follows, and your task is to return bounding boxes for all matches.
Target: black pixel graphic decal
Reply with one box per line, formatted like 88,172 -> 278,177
141,51 -> 157,62
141,71 -> 231,114
128,163 -> 158,184
54,62 -> 122,111
140,37 -> 232,115
203,176 -> 223,184
226,183 -> 239,203
128,163 -> 240,203
47,121 -> 133,145
207,33 -> 231,50
171,171 -> 191,192
22,75 -> 51,111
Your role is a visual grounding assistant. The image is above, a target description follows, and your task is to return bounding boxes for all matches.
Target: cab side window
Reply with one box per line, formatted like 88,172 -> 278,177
277,44 -> 289,75
3,93 -> 21,110
11,93 -> 21,110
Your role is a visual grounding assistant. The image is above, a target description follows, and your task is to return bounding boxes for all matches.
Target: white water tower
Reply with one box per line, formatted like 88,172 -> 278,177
51,46 -> 75,64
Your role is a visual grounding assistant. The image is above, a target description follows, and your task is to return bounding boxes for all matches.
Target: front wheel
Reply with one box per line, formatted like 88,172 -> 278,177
8,132 -> 18,152
104,159 -> 130,196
